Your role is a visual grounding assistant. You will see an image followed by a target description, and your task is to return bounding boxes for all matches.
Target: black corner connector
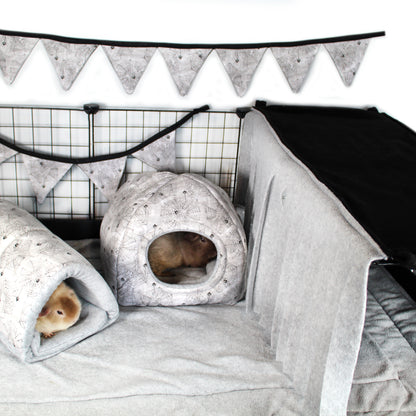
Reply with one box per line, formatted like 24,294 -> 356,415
254,100 -> 267,110
83,103 -> 100,115
236,107 -> 252,119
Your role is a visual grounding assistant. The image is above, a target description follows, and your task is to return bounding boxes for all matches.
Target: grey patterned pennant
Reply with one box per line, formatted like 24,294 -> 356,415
42,40 -> 97,90
325,39 -> 370,86
102,46 -> 156,94
271,44 -> 320,93
0,144 -> 18,164
79,157 -> 127,200
132,131 -> 176,171
0,36 -> 38,84
216,48 -> 266,96
22,155 -> 72,204
159,48 -> 211,96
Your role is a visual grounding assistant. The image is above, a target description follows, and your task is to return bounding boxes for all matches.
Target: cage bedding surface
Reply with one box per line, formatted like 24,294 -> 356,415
348,265 -> 416,414
0,239 -> 415,415
0,292 -> 298,415
0,201 -> 119,362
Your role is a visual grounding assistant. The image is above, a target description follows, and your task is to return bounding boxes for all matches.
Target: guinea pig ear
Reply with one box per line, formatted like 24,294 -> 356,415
38,306 -> 49,317
183,232 -> 200,242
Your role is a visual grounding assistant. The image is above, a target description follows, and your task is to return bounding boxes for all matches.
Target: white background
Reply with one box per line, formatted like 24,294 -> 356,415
0,0 -> 415,129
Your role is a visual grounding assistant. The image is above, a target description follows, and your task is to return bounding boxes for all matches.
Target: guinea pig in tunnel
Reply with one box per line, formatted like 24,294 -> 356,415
148,231 -> 217,283
35,281 -> 82,338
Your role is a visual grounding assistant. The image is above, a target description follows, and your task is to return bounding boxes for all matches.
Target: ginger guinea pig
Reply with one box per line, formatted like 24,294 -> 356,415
35,281 -> 82,338
148,232 -> 217,277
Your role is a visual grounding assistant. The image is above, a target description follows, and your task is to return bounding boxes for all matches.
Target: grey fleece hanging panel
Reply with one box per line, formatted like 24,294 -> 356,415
0,30 -> 384,95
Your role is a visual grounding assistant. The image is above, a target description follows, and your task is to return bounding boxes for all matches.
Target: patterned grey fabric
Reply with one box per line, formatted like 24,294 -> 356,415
0,35 -> 38,84
42,40 -> 97,90
0,143 -> 17,164
101,172 -> 247,306
325,39 -> 370,86
159,48 -> 212,96
102,45 -> 156,94
132,131 -> 176,171
271,44 -> 320,92
0,200 -> 119,362
79,158 -> 127,201
21,155 -> 72,204
216,48 -> 266,96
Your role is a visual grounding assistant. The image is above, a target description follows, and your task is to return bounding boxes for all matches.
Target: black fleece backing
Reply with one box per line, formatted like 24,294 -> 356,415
256,103 -> 416,266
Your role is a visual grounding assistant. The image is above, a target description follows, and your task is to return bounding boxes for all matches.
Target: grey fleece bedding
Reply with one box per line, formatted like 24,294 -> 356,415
348,264 -> 416,415
0,239 -> 414,415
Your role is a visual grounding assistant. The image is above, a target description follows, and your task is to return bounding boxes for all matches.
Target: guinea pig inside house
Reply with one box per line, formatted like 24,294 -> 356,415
148,232 -> 217,283
35,281 -> 82,338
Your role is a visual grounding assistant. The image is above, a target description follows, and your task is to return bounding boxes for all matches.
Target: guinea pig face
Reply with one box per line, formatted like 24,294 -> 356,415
181,232 -> 217,267
36,284 -> 82,337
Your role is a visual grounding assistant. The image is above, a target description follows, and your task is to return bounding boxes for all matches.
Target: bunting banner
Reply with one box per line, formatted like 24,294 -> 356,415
0,30 -> 384,95
0,35 -> 38,84
79,157 -> 127,200
0,105 -> 209,204
42,40 -> 97,90
21,155 -> 72,204
0,143 -> 17,164
271,44 -> 320,93
216,48 -> 267,97
324,39 -> 370,86
102,45 -> 156,94
132,131 -> 176,170
159,48 -> 211,96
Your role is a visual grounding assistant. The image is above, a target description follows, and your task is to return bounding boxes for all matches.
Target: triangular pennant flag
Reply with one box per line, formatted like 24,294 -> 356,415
271,44 -> 320,93
0,143 -> 18,164
79,157 -> 127,200
102,45 -> 156,94
216,48 -> 266,96
22,155 -> 72,204
325,39 -> 370,86
159,48 -> 211,96
132,131 -> 176,171
42,39 -> 97,90
0,36 -> 38,84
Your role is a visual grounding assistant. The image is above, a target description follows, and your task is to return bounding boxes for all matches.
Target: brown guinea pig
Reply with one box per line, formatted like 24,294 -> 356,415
35,281 -> 82,338
148,232 -> 217,277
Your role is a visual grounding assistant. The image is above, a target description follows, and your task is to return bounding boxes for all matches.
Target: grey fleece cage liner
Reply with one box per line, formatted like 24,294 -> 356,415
0,200 -> 119,362
0,104 -> 415,415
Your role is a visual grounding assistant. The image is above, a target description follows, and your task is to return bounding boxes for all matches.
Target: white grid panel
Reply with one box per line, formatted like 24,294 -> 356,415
0,105 -> 242,219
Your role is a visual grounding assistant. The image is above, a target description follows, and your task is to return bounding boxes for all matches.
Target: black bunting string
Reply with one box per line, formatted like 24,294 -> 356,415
0,29 -> 385,49
0,104 -> 209,164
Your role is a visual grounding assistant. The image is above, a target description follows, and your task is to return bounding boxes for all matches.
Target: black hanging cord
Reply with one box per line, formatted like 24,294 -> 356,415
0,28 -> 385,49
0,104 -> 210,164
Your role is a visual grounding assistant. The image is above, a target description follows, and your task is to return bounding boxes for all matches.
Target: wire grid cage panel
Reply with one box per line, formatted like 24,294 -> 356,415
0,105 -> 242,220
0,106 -> 91,218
